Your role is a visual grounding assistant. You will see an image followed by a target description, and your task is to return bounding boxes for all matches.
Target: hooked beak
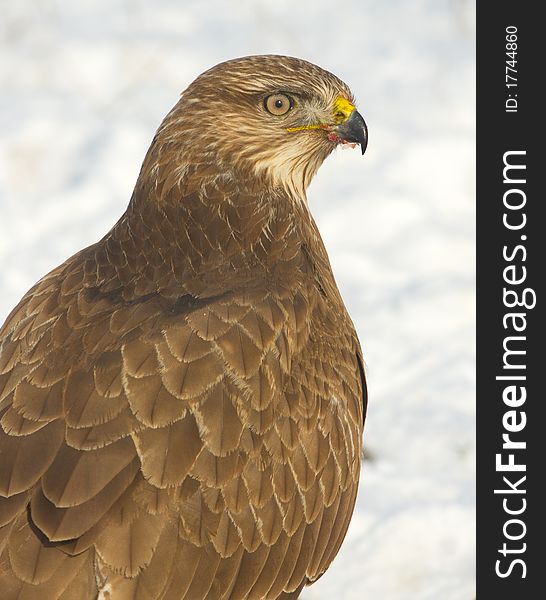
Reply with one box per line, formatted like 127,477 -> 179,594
334,109 -> 368,155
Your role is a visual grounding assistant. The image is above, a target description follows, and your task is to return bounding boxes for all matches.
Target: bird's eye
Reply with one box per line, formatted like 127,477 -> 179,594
264,93 -> 293,116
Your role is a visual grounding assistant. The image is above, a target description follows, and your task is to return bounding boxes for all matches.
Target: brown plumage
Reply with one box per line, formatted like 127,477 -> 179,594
0,55 -> 368,599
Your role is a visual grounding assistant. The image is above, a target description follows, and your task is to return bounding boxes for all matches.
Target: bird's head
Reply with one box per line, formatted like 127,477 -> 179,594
149,55 -> 367,201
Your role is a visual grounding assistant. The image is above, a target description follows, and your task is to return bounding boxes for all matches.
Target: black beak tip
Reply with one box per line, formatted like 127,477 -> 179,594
361,129 -> 368,155
337,109 -> 368,156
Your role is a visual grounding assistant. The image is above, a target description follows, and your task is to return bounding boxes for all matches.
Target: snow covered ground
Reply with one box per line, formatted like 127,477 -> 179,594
0,1 -> 475,598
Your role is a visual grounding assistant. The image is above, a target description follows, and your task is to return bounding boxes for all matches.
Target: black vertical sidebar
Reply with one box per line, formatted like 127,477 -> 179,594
477,3 -> 543,599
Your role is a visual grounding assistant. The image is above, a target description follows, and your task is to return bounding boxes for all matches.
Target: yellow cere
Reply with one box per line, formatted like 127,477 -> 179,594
287,96 -> 355,132
332,96 -> 356,124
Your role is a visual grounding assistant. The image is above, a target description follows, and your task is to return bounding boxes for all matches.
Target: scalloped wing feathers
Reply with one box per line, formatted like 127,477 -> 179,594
0,266 -> 364,599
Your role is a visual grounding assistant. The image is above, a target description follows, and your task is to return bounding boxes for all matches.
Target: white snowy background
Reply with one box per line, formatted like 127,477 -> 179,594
0,1 -> 475,598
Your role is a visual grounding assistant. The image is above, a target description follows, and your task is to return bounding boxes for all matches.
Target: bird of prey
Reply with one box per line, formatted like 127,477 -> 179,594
0,55 -> 368,599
